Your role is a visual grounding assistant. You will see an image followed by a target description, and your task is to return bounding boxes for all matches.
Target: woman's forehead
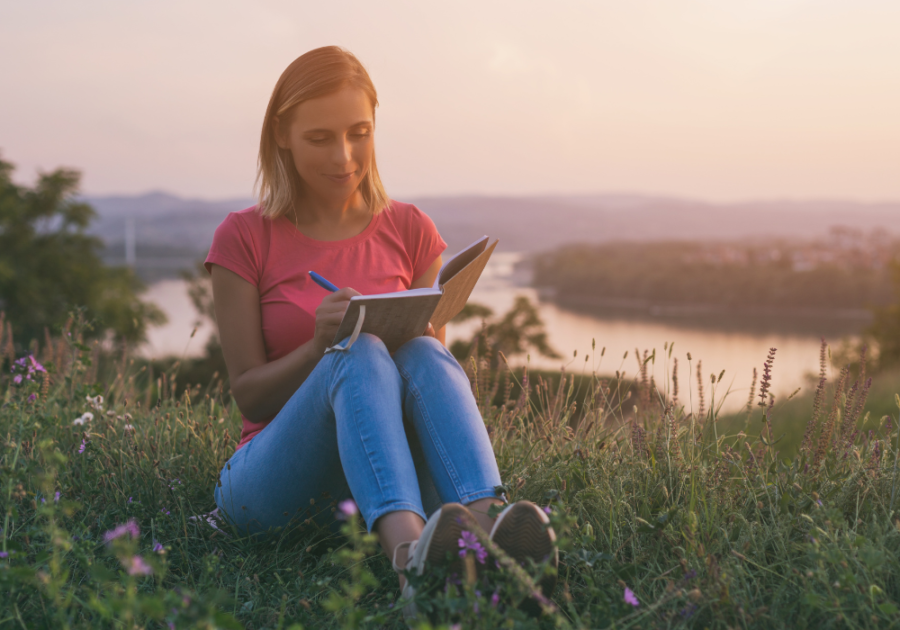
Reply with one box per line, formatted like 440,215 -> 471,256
292,87 -> 374,132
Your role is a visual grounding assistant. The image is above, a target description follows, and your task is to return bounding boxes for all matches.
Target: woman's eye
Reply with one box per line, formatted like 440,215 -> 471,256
351,133 -> 371,139
308,137 -> 328,144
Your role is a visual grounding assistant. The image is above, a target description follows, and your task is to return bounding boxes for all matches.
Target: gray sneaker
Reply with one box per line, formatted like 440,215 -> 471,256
393,503 -> 477,620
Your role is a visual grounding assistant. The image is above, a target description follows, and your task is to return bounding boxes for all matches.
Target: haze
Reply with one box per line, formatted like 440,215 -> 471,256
2,0 -> 899,201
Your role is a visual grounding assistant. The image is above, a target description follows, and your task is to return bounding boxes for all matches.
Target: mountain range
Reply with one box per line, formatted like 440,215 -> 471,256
85,191 -> 900,279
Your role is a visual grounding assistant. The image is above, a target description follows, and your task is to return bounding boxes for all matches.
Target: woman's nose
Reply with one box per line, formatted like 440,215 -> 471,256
332,137 -> 352,164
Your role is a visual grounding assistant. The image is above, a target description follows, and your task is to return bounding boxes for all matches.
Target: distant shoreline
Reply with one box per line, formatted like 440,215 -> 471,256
548,292 -> 870,337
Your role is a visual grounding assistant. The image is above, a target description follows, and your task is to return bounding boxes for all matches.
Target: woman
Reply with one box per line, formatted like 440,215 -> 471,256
206,46 -> 556,610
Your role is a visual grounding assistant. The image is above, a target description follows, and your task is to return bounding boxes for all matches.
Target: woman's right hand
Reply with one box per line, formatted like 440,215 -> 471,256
313,287 -> 362,354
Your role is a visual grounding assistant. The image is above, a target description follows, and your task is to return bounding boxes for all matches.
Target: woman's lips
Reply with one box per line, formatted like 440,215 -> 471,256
324,172 -> 354,183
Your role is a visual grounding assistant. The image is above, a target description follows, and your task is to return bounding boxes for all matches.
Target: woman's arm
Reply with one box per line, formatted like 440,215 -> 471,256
211,264 -> 359,422
409,255 -> 446,345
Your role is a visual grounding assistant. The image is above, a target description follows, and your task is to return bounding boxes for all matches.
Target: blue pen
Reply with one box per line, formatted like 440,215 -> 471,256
308,271 -> 340,293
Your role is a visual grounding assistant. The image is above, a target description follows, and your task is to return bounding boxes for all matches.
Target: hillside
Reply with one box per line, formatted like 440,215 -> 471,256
85,191 -> 900,281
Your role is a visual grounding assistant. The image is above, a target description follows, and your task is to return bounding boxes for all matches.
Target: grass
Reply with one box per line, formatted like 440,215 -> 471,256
3,321 -> 900,629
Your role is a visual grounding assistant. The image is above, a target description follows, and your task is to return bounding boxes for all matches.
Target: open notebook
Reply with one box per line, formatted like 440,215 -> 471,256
327,236 -> 499,353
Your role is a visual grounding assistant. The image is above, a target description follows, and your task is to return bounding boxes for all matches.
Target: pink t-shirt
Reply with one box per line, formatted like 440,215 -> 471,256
204,200 -> 447,449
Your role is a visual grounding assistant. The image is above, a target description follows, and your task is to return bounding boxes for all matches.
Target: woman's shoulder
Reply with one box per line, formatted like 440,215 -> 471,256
218,205 -> 269,231
380,199 -> 436,232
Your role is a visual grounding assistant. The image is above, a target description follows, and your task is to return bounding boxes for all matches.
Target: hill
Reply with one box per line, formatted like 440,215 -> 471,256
84,191 -> 900,280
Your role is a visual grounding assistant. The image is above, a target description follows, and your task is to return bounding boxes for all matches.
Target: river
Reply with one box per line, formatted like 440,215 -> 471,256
140,253 -> 847,413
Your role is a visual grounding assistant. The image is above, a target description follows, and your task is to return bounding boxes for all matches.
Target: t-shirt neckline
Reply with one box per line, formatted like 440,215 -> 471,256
278,208 -> 383,249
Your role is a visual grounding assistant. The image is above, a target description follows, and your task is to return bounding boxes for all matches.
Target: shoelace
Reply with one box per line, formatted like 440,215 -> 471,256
392,539 -> 419,573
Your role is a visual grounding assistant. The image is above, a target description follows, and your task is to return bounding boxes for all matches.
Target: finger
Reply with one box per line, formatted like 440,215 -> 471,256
332,287 -> 361,299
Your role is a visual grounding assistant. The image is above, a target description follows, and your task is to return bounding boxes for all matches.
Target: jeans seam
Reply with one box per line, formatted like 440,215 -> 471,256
458,488 -> 500,504
396,361 -> 468,501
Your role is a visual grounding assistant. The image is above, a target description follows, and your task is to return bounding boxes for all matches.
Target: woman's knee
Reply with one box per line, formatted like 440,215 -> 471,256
394,335 -> 446,363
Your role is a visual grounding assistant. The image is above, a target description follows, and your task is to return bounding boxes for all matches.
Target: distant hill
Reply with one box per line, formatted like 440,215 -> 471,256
84,191 -> 900,280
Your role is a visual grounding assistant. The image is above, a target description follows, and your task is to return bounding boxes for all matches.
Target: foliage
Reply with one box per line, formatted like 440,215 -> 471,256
0,156 -> 165,350
450,297 -> 560,367
3,320 -> 900,628
532,238 -> 896,313
868,260 -> 900,371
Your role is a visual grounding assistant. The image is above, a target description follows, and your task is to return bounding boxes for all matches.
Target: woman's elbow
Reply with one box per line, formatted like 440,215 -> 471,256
228,376 -> 262,422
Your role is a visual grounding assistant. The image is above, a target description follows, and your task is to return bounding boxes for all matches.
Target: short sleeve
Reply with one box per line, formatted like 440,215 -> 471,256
204,212 -> 261,287
405,204 -> 447,282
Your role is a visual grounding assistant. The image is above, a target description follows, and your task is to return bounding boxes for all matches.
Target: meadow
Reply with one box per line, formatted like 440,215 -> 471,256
2,314 -> 900,629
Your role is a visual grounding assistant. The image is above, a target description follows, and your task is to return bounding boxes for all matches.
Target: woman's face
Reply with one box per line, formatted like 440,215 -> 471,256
276,86 -> 375,208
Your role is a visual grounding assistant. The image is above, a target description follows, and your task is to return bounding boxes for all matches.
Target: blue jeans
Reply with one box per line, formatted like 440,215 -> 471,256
214,333 -> 502,534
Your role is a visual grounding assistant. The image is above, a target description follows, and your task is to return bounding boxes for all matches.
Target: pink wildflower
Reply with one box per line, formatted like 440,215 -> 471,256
123,555 -> 153,576
337,499 -> 358,519
458,530 -> 488,564
104,519 -> 140,543
624,586 -> 639,607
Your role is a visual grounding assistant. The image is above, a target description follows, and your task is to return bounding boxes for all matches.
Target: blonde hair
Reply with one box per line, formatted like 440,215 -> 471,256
256,46 -> 390,219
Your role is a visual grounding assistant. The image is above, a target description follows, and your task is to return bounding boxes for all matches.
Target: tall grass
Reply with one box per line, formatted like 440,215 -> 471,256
2,318 -> 900,628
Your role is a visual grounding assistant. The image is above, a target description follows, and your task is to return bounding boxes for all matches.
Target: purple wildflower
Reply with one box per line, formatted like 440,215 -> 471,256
152,540 -> 164,554
41,498 -> 46,504
128,497 -> 133,503
337,499 -> 358,519
54,491 -> 60,503
78,440 -> 86,454
161,508 -> 170,516
13,374 -> 22,385
28,356 -> 45,373
0,551 -> 9,558
104,519 -> 140,543
27,393 -> 36,402
543,506 -> 552,515
624,586 -> 639,607
491,591 -> 500,608
458,530 -> 488,564
123,555 -> 153,576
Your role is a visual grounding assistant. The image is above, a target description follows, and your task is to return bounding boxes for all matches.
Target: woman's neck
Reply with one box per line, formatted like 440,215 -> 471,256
289,191 -> 373,241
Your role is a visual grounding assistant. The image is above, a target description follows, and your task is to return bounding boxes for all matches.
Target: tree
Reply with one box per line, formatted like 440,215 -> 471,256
450,296 -> 560,367
868,260 -> 900,371
0,156 -> 165,348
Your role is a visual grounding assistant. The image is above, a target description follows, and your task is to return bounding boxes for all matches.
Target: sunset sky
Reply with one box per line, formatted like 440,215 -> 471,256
2,0 -> 899,201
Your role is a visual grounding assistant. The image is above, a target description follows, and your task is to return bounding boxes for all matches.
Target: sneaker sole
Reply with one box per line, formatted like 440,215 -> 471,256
403,503 -> 478,621
422,503 -> 477,572
491,501 -> 558,599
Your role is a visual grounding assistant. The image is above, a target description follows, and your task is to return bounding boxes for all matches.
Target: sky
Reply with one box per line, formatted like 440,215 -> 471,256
2,0 -> 899,201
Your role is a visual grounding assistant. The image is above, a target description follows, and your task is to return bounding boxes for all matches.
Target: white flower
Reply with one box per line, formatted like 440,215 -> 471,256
124,424 -> 135,431
73,412 -> 93,426
86,395 -> 104,411
107,410 -> 116,417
